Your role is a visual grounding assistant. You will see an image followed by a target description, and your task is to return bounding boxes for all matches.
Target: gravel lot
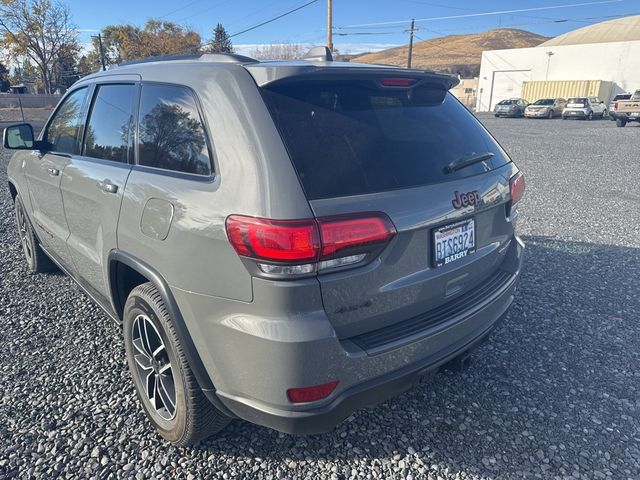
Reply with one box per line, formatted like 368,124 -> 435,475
1,115 -> 639,479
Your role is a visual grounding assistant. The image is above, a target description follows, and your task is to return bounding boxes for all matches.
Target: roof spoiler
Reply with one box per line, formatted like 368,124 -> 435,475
303,46 -> 333,62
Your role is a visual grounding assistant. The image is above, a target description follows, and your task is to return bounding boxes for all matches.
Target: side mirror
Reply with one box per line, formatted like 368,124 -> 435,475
3,123 -> 38,150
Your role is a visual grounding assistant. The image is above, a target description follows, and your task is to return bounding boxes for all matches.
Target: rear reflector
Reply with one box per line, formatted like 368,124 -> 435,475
226,212 -> 396,266
510,172 -> 525,205
287,380 -> 339,403
380,78 -> 416,87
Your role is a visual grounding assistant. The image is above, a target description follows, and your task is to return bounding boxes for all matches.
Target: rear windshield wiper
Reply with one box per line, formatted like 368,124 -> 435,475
444,152 -> 494,174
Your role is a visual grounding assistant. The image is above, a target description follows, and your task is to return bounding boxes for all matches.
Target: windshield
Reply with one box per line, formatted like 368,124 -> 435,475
533,99 -> 554,105
262,82 -> 510,200
498,99 -> 517,105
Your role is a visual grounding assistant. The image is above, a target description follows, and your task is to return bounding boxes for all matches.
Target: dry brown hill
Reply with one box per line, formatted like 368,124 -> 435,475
352,28 -> 549,76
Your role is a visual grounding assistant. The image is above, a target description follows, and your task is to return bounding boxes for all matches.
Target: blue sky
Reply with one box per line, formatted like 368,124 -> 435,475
68,0 -> 640,54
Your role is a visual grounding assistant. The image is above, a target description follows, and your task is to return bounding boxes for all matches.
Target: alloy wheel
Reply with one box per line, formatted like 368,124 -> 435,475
16,202 -> 33,265
132,314 -> 177,421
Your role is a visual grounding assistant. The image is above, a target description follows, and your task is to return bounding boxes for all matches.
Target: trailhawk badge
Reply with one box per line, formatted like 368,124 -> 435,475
452,190 -> 481,209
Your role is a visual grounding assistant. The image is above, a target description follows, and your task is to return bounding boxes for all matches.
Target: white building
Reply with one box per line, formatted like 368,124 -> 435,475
476,15 -> 640,112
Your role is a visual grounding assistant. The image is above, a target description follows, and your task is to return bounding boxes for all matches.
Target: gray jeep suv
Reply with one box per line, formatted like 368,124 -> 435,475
4,49 -> 525,446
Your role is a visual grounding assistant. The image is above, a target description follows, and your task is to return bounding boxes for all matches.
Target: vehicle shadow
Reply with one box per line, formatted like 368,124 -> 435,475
196,235 -> 640,478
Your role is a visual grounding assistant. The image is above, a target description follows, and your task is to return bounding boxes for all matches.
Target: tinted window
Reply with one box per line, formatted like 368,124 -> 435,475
262,82 -> 511,200
83,84 -> 136,163
498,99 -> 517,105
46,88 -> 88,154
533,99 -> 554,105
138,84 -> 211,176
568,97 -> 587,106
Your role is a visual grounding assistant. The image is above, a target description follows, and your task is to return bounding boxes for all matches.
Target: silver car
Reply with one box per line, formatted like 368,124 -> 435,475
4,49 -> 525,445
562,96 -> 608,120
524,98 -> 567,118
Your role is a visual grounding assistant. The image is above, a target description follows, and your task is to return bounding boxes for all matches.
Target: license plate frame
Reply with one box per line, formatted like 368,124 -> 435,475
433,219 -> 476,268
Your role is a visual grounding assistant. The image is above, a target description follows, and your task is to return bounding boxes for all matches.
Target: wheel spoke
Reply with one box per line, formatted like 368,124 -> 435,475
152,344 -> 165,360
141,319 -> 154,355
145,371 -> 156,405
158,362 -> 171,375
134,353 -> 153,371
157,374 -> 176,410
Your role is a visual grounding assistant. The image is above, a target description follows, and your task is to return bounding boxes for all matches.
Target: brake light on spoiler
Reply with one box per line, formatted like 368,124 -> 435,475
226,212 -> 396,276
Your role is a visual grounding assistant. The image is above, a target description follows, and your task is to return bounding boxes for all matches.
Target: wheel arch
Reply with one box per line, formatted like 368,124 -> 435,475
8,180 -> 18,202
107,250 -> 226,407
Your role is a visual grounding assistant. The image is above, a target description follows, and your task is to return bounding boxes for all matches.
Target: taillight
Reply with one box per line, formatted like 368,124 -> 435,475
614,101 -> 618,109
287,380 -> 339,403
225,212 -> 396,275
318,213 -> 396,258
510,172 -> 525,205
225,216 -> 320,262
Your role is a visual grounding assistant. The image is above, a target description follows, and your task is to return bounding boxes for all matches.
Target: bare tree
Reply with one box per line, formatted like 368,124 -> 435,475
0,0 -> 79,93
250,43 -> 305,60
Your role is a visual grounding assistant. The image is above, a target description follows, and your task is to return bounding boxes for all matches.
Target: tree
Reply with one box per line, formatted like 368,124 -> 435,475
250,43 -> 304,60
0,62 -> 10,91
88,20 -> 202,68
0,0 -> 80,94
208,23 -> 232,53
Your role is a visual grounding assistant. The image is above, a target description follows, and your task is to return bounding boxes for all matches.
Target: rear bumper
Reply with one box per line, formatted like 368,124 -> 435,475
524,110 -> 550,118
563,110 -> 589,118
187,236 -> 525,434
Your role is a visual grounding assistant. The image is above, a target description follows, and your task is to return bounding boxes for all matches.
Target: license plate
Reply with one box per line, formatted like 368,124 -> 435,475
433,219 -> 476,267
570,111 -> 578,115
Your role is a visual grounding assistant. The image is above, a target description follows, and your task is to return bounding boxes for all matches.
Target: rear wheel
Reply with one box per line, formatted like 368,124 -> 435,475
616,118 -> 627,127
548,110 -> 554,119
562,115 -> 567,120
14,195 -> 56,273
586,111 -> 594,121
494,114 -> 499,117
123,283 -> 231,445
601,109 -> 608,119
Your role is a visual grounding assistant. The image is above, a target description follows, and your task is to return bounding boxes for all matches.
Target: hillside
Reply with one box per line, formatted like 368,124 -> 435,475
352,28 -> 549,75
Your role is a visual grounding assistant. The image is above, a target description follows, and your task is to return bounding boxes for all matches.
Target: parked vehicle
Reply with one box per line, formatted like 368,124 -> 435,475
494,98 -> 529,117
562,96 -> 608,120
611,89 -> 640,127
524,98 -> 567,119
609,93 -> 631,120
4,49 -> 525,446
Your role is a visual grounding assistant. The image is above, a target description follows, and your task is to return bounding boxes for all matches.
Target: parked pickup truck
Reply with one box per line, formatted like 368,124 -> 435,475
612,90 -> 640,127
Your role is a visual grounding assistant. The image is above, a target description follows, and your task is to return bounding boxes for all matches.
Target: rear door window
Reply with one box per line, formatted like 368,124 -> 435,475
137,84 -> 212,176
83,84 -> 137,163
45,87 -> 89,155
262,81 -> 511,200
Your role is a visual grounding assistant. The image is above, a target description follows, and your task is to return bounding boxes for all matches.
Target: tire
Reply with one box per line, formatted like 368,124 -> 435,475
562,116 -> 567,120
548,110 -> 554,119
586,111 -> 593,121
601,109 -> 608,119
494,114 -> 500,117
14,195 -> 56,273
123,282 -> 230,445
616,118 -> 627,128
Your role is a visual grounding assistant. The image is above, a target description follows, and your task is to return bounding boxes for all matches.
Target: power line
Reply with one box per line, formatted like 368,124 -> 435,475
340,0 -> 625,28
229,0 -> 319,38
158,0 -> 207,19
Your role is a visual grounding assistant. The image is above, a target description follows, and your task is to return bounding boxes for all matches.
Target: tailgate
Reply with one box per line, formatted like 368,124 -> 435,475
259,75 -> 520,340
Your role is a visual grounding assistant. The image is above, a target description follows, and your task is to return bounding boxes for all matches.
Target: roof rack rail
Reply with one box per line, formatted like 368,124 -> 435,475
111,53 -> 258,69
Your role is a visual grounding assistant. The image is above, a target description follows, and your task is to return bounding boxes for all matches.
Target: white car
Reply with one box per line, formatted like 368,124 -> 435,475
562,96 -> 608,120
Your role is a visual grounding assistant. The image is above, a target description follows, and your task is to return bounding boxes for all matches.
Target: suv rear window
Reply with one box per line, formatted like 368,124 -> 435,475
262,82 -> 510,200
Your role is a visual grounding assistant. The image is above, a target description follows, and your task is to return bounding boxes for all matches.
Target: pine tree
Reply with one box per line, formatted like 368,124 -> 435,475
209,23 -> 233,53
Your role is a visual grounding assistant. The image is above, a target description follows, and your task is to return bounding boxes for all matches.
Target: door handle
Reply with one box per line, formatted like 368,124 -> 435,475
98,180 -> 118,194
47,167 -> 60,176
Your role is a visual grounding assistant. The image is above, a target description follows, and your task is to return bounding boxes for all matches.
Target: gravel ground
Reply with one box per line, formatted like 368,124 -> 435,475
1,116 -> 639,479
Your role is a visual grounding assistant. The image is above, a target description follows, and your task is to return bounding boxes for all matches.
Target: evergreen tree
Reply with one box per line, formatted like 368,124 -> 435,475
0,62 -> 10,92
209,23 -> 232,53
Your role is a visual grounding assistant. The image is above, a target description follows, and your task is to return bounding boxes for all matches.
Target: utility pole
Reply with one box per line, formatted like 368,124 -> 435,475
406,18 -> 416,69
94,33 -> 106,71
327,0 -> 333,52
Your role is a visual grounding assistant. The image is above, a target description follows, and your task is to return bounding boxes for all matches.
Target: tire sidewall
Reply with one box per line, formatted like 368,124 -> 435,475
123,291 -> 189,443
